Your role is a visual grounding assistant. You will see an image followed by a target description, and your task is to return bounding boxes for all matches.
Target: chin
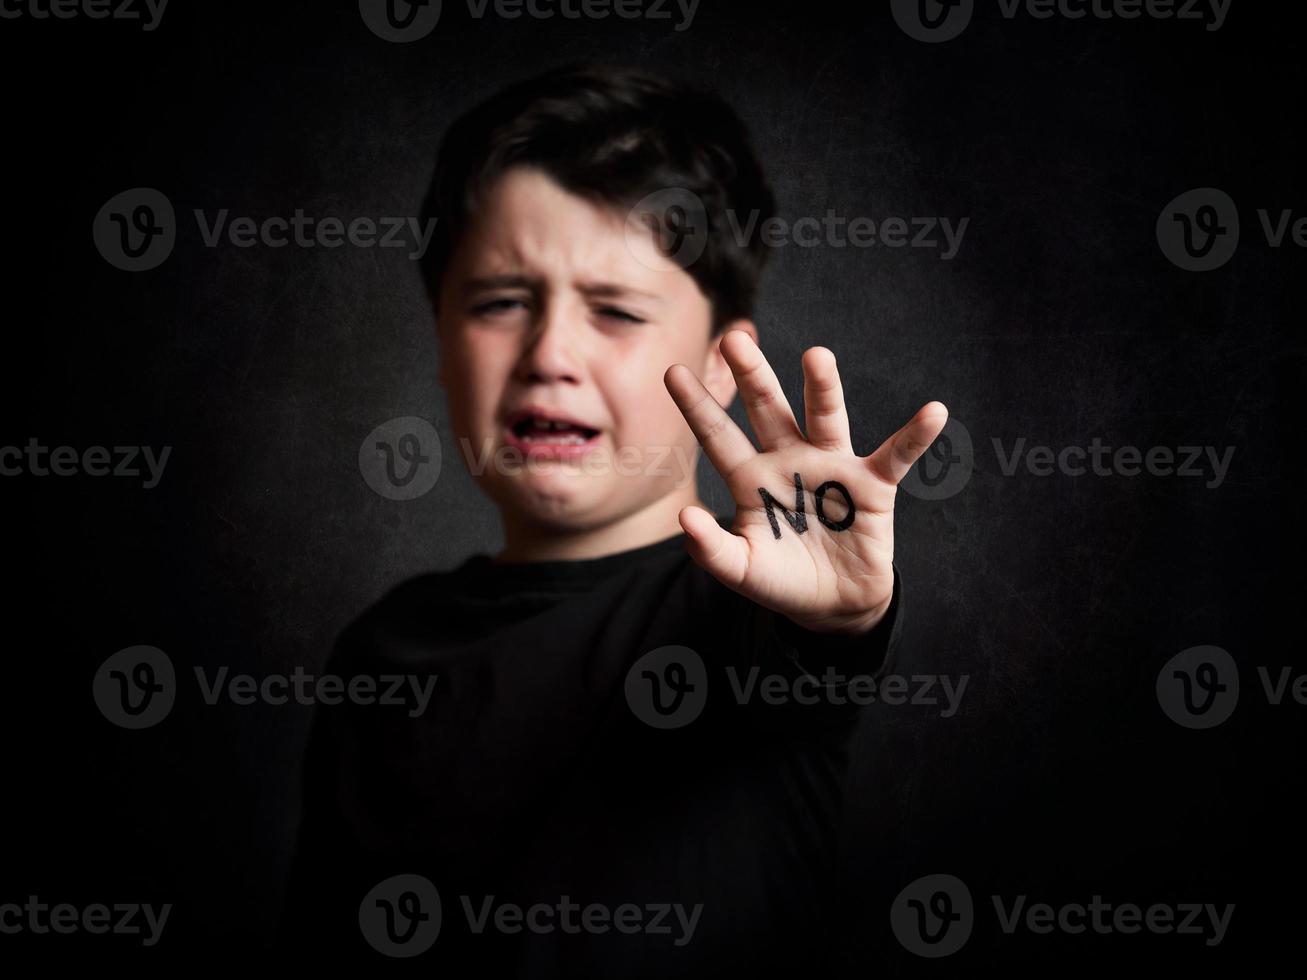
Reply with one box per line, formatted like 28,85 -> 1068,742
493,471 -> 613,527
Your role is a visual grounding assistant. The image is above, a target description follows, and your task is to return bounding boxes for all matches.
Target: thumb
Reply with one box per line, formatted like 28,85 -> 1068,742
678,505 -> 750,590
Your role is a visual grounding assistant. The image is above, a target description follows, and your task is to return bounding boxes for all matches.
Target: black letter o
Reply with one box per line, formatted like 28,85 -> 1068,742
814,480 -> 855,531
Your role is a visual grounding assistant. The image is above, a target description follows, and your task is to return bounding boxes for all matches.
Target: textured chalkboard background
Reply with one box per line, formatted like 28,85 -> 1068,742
1,0 -> 1302,969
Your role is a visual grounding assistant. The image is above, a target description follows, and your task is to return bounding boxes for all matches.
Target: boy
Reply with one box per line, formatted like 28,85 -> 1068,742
280,62 -> 947,976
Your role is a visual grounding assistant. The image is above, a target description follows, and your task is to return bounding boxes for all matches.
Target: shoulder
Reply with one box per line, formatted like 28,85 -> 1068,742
328,565 -> 470,673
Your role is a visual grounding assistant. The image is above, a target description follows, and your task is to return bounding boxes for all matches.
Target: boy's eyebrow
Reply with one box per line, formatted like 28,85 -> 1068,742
462,274 -> 536,294
578,281 -> 663,304
461,274 -> 662,304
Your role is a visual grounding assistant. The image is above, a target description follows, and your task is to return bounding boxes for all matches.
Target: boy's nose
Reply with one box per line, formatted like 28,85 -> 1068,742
516,301 -> 583,384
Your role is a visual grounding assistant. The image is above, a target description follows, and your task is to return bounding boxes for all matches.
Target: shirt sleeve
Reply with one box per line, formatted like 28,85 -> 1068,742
692,560 -> 905,738
721,561 -> 903,726
771,561 -> 903,682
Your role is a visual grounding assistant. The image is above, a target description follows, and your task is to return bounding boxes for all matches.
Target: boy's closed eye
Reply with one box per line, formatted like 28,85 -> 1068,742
470,297 -> 647,324
470,297 -> 527,317
596,306 -> 646,324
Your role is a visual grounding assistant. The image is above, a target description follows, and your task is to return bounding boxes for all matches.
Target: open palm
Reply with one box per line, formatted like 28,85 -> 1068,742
664,330 -> 948,635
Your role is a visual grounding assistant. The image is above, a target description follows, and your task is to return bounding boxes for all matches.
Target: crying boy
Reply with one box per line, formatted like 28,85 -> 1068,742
280,61 -> 947,978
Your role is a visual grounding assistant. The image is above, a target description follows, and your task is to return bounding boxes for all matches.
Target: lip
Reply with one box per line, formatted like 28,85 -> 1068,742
502,405 -> 603,461
503,405 -> 600,431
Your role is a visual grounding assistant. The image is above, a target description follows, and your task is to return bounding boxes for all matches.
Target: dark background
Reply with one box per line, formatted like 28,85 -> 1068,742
1,0 -> 1302,970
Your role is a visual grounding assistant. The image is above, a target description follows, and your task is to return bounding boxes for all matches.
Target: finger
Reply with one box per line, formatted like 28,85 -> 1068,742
664,362 -> 757,479
866,401 -> 950,486
679,504 -> 750,589
719,330 -> 805,452
801,346 -> 853,453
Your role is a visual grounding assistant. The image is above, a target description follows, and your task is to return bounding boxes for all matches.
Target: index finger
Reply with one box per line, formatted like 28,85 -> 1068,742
664,363 -> 757,480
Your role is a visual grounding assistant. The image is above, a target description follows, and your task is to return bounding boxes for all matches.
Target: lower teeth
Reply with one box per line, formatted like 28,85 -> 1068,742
521,433 -> 590,444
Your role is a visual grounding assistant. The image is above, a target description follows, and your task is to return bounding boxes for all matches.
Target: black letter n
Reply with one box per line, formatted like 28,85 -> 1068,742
758,473 -> 808,539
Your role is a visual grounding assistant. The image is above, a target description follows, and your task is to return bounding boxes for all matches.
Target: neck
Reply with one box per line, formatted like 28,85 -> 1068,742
495,487 -> 715,563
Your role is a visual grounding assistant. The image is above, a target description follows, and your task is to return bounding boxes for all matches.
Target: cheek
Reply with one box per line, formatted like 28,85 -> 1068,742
600,326 -> 710,439
443,331 -> 512,431
602,368 -> 685,446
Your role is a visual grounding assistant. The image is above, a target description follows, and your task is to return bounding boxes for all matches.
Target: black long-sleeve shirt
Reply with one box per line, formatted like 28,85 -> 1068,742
279,522 -> 902,977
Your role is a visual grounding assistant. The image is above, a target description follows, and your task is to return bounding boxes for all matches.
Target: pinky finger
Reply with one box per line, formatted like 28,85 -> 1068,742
865,401 -> 950,486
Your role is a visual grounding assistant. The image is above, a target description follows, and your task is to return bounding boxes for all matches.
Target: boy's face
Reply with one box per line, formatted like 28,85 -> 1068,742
435,166 -> 750,534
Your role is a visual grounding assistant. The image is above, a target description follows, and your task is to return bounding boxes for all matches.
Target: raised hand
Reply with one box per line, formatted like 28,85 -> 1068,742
663,329 -> 947,635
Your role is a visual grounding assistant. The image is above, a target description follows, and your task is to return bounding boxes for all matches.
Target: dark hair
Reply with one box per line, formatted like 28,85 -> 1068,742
418,62 -> 776,335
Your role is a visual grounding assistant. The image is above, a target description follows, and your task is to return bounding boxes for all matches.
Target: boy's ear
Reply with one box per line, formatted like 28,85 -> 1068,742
702,318 -> 758,409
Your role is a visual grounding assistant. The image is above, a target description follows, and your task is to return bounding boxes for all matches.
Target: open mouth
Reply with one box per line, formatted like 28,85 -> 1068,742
502,409 -> 603,459
509,415 -> 601,444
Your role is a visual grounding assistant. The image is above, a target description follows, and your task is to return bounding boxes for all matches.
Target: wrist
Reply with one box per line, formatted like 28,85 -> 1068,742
785,593 -> 893,637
